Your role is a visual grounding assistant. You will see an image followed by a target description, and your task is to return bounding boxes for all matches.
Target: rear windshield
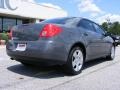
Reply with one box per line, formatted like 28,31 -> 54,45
41,18 -> 81,26
41,18 -> 69,24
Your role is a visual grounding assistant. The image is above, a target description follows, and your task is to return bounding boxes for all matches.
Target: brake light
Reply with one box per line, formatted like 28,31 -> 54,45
40,24 -> 62,38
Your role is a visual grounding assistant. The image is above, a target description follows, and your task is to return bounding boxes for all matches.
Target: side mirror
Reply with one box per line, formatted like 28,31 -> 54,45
104,33 -> 109,36
104,31 -> 111,36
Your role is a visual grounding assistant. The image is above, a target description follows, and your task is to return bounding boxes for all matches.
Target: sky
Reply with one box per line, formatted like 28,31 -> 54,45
28,0 -> 120,24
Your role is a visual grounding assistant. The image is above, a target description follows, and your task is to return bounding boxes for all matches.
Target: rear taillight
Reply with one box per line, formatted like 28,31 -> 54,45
40,24 -> 62,38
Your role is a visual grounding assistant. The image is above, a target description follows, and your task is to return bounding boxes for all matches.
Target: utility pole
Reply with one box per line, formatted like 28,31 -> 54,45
106,17 -> 111,28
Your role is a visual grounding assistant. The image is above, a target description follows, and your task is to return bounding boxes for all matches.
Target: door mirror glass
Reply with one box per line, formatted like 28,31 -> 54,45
104,31 -> 111,36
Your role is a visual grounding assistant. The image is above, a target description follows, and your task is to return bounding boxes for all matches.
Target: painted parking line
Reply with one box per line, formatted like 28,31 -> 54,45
0,56 -> 119,90
3,60 -> 120,90
46,60 -> 120,90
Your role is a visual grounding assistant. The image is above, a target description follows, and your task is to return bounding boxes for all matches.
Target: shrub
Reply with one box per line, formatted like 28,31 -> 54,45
0,32 -> 9,43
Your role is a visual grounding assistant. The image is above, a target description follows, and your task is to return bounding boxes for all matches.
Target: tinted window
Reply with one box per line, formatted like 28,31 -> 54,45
78,19 -> 95,32
17,19 -> 22,25
93,23 -> 105,34
41,18 -> 80,26
41,18 -> 68,24
0,18 -> 2,32
3,18 -> 16,32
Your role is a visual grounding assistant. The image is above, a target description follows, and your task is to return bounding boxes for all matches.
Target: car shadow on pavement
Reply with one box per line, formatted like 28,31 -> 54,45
7,63 -> 66,79
7,58 -> 109,79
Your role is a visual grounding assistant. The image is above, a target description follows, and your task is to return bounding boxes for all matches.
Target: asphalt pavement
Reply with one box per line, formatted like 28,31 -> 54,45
0,46 -> 120,90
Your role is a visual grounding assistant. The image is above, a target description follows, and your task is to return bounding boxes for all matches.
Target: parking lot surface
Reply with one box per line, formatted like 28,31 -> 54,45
0,46 -> 120,90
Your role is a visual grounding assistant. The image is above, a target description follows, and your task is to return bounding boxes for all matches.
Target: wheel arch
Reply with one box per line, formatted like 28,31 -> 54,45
69,42 -> 86,60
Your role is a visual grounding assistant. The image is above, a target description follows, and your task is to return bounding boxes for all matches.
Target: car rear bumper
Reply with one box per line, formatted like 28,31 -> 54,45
115,40 -> 120,45
6,40 -> 69,65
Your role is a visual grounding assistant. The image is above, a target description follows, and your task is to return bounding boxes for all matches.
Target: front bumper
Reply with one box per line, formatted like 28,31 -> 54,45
6,40 -> 68,65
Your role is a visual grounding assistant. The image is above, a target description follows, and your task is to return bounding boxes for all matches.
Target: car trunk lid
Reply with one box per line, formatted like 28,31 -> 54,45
12,24 -> 44,41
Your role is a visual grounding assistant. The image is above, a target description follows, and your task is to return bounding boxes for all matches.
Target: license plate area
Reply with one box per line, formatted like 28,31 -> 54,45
16,44 -> 26,51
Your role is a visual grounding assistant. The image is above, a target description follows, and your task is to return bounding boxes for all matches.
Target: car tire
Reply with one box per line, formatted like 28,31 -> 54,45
64,47 -> 84,75
107,45 -> 115,60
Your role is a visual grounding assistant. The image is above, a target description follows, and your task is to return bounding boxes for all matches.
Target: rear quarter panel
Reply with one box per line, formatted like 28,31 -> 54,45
56,25 -> 87,56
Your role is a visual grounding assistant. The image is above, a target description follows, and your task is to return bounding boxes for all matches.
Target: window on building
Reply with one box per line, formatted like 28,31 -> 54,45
0,18 -> 2,32
39,19 -> 45,22
17,19 -> 22,25
3,18 -> 16,32
22,19 -> 30,24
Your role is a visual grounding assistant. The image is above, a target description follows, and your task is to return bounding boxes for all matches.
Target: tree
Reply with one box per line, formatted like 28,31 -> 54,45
101,22 -> 120,35
109,22 -> 120,35
101,22 -> 108,31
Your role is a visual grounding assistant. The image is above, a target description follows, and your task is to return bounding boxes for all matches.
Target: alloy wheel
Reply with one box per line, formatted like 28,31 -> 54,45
72,49 -> 84,72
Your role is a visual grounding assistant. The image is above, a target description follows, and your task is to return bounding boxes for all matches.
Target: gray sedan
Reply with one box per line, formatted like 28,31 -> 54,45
6,17 -> 115,75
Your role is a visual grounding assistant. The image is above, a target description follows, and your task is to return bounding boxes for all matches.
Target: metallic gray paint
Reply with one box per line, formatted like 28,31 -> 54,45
6,17 -> 114,65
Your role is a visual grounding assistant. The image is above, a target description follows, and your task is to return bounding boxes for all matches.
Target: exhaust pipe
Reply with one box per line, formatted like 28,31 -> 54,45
10,58 -> 14,60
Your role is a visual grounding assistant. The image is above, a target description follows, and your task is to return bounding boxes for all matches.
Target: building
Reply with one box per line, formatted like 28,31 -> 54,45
0,0 -> 67,32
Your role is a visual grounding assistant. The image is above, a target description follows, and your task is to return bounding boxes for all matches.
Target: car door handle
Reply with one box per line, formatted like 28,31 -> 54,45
83,33 -> 88,36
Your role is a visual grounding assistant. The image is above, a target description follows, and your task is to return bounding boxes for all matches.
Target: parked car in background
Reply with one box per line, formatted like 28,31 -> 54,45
113,35 -> 120,46
6,17 -> 115,75
107,33 -> 120,46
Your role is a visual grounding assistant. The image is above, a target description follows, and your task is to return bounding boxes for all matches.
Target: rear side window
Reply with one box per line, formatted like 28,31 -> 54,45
78,19 -> 95,32
93,23 -> 105,35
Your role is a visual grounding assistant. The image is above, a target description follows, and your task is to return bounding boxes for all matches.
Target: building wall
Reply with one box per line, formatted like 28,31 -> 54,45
0,0 -> 67,32
0,0 -> 67,19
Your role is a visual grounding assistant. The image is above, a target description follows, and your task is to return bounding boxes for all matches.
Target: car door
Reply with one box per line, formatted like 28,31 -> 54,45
92,23 -> 111,55
77,19 -> 105,60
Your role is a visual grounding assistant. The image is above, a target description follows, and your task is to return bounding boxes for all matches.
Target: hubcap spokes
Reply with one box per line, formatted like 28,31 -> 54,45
72,50 -> 83,72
